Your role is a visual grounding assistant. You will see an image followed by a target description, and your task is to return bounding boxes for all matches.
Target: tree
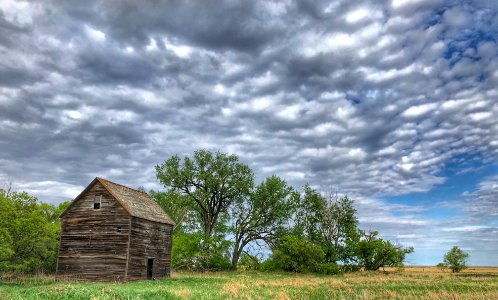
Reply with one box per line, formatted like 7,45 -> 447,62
155,150 -> 254,239
321,195 -> 360,264
443,246 -> 469,273
151,190 -> 198,233
292,188 -> 361,265
293,185 -> 327,242
268,235 -> 325,273
229,176 -> 298,270
0,189 -> 63,273
355,231 -> 414,271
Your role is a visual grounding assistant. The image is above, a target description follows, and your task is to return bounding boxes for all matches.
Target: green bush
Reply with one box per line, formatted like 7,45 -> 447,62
269,235 -> 324,273
172,233 -> 231,271
259,258 -> 279,272
318,262 -> 341,275
0,190 -> 67,273
237,253 -> 260,271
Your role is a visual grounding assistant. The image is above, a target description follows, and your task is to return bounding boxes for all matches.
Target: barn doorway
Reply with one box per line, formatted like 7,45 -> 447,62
147,258 -> 154,280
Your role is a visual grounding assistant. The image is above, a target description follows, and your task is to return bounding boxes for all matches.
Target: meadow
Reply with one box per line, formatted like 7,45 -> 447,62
0,267 -> 497,300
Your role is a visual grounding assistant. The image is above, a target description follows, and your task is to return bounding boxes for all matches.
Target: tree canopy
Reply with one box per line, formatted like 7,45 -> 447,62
230,175 -> 298,270
155,150 -> 254,239
0,189 -> 68,273
153,149 -> 415,273
442,246 -> 469,273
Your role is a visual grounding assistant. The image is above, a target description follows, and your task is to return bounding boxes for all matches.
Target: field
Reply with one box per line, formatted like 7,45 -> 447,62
1,267 -> 497,300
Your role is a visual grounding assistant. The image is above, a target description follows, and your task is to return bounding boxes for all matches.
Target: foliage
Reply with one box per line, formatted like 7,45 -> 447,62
155,150 -> 254,239
320,195 -> 360,264
229,175 -> 298,270
0,189 -> 68,273
293,187 -> 361,266
151,190 -> 198,233
354,231 -> 414,271
318,262 -> 341,275
269,235 -> 324,273
237,253 -> 260,271
293,185 -> 326,243
443,246 -> 469,273
436,262 -> 448,272
171,233 -> 231,271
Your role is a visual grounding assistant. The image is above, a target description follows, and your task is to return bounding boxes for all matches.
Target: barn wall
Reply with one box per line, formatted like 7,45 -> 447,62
56,182 -> 131,281
126,217 -> 173,281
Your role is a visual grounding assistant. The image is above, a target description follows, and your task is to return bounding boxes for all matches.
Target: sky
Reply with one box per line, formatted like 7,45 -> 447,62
0,0 -> 497,266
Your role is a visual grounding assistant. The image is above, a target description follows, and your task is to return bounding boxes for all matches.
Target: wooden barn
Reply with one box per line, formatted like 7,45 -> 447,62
56,177 -> 175,281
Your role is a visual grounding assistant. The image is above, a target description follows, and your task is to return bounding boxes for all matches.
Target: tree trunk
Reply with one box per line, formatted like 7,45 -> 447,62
231,251 -> 240,271
231,239 -> 242,271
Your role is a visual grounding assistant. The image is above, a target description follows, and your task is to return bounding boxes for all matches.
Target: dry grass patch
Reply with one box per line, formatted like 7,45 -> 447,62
173,287 -> 192,299
222,280 -> 247,298
275,291 -> 291,300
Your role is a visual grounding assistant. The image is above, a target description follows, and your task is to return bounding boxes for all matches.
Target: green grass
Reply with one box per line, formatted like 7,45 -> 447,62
1,268 -> 497,299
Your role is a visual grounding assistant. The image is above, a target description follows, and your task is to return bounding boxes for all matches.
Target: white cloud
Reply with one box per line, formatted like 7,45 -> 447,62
84,25 -> 106,41
441,226 -> 491,232
402,103 -> 438,118
345,8 -> 369,23
1,0 -> 498,265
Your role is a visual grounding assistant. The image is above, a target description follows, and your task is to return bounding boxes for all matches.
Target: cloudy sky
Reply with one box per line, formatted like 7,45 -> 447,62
1,0 -> 497,265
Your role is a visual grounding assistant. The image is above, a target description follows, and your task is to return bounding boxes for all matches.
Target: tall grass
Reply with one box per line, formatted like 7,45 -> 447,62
0,267 -> 497,299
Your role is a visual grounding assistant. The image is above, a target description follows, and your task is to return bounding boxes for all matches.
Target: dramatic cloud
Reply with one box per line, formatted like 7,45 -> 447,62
0,0 -> 497,265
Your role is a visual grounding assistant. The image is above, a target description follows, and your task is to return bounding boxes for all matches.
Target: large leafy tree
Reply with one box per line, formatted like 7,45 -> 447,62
293,187 -> 360,265
443,246 -> 469,273
0,189 -> 67,273
151,190 -> 198,233
293,185 -> 327,242
321,195 -> 360,263
355,231 -> 414,271
155,150 -> 254,239
230,176 -> 298,270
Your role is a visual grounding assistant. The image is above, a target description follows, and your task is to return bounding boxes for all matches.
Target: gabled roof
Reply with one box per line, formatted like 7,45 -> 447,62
61,177 -> 175,225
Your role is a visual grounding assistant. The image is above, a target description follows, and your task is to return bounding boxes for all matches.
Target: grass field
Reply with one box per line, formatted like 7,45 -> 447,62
1,267 -> 497,299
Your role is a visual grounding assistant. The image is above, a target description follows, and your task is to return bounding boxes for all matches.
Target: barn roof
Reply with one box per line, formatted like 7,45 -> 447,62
62,177 -> 175,225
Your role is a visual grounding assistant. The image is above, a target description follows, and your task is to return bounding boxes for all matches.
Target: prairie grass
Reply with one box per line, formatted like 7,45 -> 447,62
0,267 -> 497,299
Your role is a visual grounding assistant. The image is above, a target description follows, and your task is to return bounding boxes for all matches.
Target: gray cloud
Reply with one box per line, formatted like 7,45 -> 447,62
0,0 -> 497,264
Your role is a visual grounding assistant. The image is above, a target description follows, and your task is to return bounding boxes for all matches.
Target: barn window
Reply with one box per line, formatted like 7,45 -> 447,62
93,195 -> 101,209
117,227 -> 122,232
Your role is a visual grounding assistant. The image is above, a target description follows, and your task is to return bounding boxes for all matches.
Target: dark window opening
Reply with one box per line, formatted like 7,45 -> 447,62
147,258 -> 154,280
117,227 -> 122,232
93,195 -> 101,209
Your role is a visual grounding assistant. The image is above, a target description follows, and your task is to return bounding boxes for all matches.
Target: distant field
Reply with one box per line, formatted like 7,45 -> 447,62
1,267 -> 497,299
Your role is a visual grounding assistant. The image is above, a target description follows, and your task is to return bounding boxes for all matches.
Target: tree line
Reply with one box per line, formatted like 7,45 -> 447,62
0,188 -> 68,273
153,150 -> 414,273
0,149 -> 470,274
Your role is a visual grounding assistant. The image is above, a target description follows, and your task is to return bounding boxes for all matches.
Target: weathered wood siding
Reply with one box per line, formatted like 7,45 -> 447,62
126,217 -> 173,281
56,182 -> 131,281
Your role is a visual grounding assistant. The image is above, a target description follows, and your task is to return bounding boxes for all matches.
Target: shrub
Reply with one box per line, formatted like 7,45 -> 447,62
355,231 -> 414,271
318,262 -> 341,275
0,191 -> 65,273
172,233 -> 231,271
436,262 -> 447,272
237,253 -> 260,271
270,235 -> 324,273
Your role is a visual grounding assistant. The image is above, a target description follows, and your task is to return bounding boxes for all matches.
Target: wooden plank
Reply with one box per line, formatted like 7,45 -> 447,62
126,217 -> 173,281
56,182 -> 130,282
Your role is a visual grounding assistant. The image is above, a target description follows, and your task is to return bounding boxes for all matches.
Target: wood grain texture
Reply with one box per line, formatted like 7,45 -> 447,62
56,180 -> 173,282
126,218 -> 173,281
